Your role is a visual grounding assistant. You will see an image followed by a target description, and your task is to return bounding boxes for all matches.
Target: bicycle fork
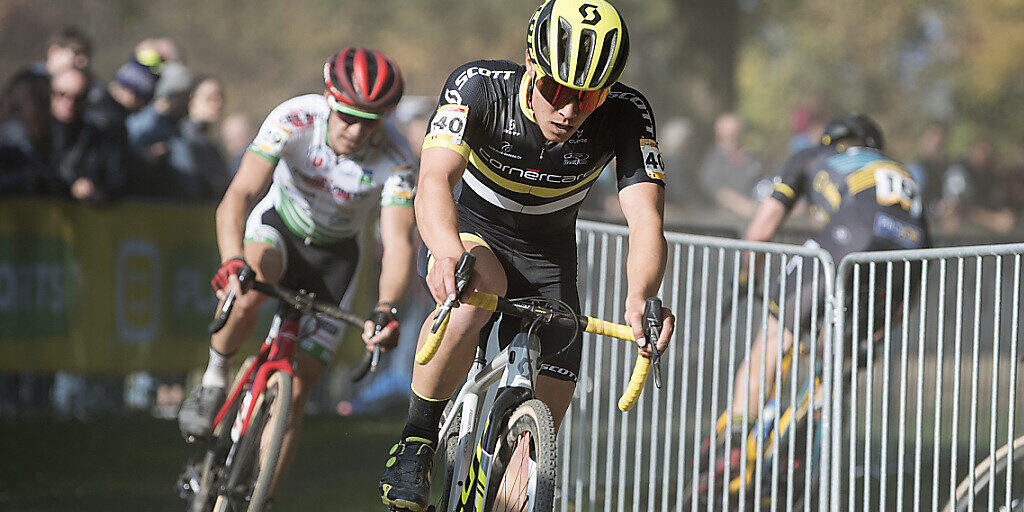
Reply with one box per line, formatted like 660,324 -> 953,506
446,331 -> 541,512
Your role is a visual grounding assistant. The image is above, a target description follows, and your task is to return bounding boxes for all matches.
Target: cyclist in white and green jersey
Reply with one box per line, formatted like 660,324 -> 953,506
179,47 -> 416,495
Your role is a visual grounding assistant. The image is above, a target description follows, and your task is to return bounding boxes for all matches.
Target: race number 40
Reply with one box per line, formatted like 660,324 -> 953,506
640,138 -> 665,180
430,104 -> 470,146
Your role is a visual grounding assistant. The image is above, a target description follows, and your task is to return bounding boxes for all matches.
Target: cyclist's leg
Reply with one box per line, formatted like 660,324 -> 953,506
409,235 -> 507,402
208,242 -> 282,360
730,315 -> 795,417
258,231 -> 360,497
729,249 -> 821,418
179,210 -> 286,437
265,350 -> 324,495
535,377 -> 574,428
381,233 -> 505,511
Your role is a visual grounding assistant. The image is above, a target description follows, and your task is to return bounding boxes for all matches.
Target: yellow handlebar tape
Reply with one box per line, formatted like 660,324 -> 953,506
415,293 -> 653,411
415,306 -> 450,365
583,317 -> 650,412
462,292 -> 498,312
617,354 -> 651,411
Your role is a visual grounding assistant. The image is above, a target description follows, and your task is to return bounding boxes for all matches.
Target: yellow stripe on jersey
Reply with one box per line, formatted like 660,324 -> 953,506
467,149 -> 603,199
422,132 -> 471,160
846,163 -> 911,195
774,183 -> 796,199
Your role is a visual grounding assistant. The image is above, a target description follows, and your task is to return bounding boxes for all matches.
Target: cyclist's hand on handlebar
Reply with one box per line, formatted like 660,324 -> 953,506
211,258 -> 253,300
625,297 -> 674,357
363,308 -> 400,351
425,255 -> 461,305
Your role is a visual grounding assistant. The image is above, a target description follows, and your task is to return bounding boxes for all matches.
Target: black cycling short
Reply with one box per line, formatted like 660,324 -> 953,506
244,196 -> 360,364
768,222 -> 923,343
417,205 -> 582,383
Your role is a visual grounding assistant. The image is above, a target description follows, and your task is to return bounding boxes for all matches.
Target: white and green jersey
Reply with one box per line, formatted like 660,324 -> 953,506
249,94 -> 416,243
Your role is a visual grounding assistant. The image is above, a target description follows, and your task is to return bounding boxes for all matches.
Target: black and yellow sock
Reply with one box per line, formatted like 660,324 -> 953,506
400,388 -> 450,445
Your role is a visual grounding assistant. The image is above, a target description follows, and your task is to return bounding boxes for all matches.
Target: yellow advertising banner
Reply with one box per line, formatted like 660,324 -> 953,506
0,199 -> 372,373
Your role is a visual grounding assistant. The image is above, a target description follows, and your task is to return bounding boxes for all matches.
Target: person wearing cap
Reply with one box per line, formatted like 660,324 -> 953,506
126,62 -> 192,196
82,54 -> 160,198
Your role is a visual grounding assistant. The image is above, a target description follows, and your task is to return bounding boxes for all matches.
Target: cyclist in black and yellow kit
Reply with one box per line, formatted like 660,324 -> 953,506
379,1 -> 674,509
697,114 -> 930,501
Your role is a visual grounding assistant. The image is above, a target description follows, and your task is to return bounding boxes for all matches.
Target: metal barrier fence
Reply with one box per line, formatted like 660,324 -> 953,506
831,244 -> 1024,512
559,220 -> 835,512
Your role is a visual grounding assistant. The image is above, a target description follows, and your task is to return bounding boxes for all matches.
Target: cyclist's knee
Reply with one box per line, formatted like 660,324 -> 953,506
244,241 -> 284,283
233,290 -> 268,319
457,242 -> 506,327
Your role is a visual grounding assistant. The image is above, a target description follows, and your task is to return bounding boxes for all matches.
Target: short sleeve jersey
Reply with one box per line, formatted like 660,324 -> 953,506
422,60 -> 665,233
770,145 -> 929,249
249,94 -> 416,243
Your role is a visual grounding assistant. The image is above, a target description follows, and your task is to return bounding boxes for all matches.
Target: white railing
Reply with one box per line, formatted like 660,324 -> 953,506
561,220 -> 834,512
562,220 -> 1024,512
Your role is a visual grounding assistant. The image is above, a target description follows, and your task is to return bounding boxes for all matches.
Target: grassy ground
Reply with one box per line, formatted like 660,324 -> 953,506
0,412 -> 405,512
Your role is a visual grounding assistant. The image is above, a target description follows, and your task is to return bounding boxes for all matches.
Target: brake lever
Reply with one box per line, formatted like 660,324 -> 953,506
430,253 -> 477,333
643,297 -> 664,389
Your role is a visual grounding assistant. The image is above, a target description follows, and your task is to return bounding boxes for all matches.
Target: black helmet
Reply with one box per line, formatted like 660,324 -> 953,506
821,114 -> 884,151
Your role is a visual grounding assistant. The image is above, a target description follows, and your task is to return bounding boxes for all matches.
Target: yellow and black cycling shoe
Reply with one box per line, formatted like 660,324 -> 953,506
380,436 -> 435,511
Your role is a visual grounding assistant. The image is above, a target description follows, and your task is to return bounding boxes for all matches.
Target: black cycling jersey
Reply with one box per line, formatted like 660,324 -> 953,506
771,145 -> 930,257
767,145 -> 931,340
423,59 -> 665,235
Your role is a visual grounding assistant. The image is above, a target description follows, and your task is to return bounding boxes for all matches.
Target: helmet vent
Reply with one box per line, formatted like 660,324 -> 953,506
557,16 -> 572,83
537,17 -> 551,68
574,29 -> 596,88
590,29 -> 617,89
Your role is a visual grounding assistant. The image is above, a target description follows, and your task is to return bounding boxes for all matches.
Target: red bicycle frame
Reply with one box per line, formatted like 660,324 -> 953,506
212,316 -> 299,437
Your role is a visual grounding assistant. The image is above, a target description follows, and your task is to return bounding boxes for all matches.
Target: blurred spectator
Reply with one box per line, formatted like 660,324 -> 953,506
167,76 -> 229,200
1006,139 -> 1024,216
29,26 -> 92,78
940,140 -> 1015,234
907,122 -> 948,214
126,62 -> 191,195
50,67 -> 110,202
787,94 -> 828,154
135,37 -> 181,67
658,116 -> 692,215
219,113 -> 254,173
698,112 -> 764,219
0,70 -> 56,194
86,56 -> 158,197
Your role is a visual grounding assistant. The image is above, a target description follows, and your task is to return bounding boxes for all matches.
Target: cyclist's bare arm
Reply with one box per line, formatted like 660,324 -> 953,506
414,146 -> 470,303
743,197 -> 788,243
377,204 -> 416,307
215,151 -> 275,263
619,182 -> 673,354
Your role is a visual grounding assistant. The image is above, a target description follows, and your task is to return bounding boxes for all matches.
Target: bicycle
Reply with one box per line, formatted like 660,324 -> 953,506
943,434 -> 1024,512
409,254 -> 663,512
176,267 -> 380,512
682,334 -> 826,512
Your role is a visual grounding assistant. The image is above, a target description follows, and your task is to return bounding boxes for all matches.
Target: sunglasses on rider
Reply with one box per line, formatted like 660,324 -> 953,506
533,74 -> 609,113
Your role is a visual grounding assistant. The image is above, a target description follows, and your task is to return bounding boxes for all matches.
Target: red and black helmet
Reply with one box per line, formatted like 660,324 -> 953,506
323,47 -> 404,119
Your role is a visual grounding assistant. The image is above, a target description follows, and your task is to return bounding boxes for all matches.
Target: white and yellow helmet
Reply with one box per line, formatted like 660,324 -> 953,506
526,0 -> 630,91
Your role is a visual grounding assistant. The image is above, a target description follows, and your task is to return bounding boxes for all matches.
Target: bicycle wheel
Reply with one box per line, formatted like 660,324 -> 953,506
187,356 -> 256,512
944,435 -> 1024,512
436,402 -> 462,512
485,398 -> 557,512
213,370 -> 292,512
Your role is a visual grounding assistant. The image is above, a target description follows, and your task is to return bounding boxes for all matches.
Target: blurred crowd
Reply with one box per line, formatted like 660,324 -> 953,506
0,27 -> 254,203
3,27 -> 1023,419
643,98 -> 1024,239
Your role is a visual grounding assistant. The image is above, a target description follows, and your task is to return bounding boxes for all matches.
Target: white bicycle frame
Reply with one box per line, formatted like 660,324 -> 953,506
438,328 -> 543,512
